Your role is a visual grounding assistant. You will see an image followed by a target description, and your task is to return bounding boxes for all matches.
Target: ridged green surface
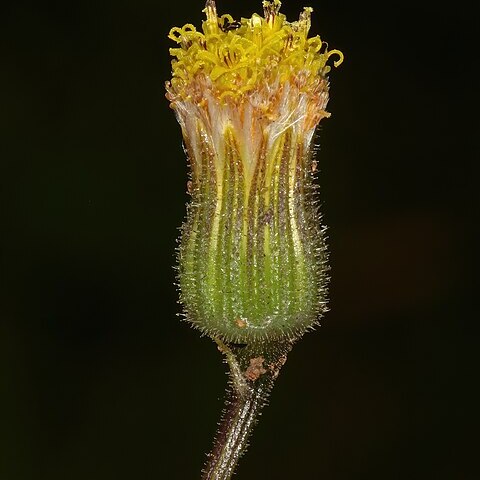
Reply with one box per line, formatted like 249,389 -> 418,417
178,126 -> 328,343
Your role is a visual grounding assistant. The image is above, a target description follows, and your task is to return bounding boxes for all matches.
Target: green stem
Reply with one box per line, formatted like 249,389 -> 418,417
202,339 -> 293,480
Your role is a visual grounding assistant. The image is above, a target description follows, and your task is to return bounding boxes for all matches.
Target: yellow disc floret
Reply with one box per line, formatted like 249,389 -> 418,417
167,0 -> 343,103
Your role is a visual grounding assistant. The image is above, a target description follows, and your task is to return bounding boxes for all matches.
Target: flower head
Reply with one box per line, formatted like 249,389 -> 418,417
167,1 -> 342,343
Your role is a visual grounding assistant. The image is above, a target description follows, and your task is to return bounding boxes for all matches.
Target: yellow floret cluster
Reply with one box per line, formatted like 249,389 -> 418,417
167,0 -> 343,102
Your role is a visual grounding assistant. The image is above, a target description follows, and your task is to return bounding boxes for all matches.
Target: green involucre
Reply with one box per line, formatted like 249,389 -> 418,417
178,127 -> 328,343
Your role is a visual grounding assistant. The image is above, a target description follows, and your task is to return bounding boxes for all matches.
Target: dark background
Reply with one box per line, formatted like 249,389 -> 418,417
1,0 -> 476,479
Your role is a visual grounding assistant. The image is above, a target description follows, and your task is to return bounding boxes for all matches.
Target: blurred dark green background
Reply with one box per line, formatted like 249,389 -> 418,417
1,0 -> 475,479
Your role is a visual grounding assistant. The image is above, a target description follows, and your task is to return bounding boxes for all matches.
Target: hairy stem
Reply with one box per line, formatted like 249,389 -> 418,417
202,339 -> 293,480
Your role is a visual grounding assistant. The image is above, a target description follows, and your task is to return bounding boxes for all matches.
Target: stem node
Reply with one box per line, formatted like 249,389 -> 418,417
202,339 -> 293,480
